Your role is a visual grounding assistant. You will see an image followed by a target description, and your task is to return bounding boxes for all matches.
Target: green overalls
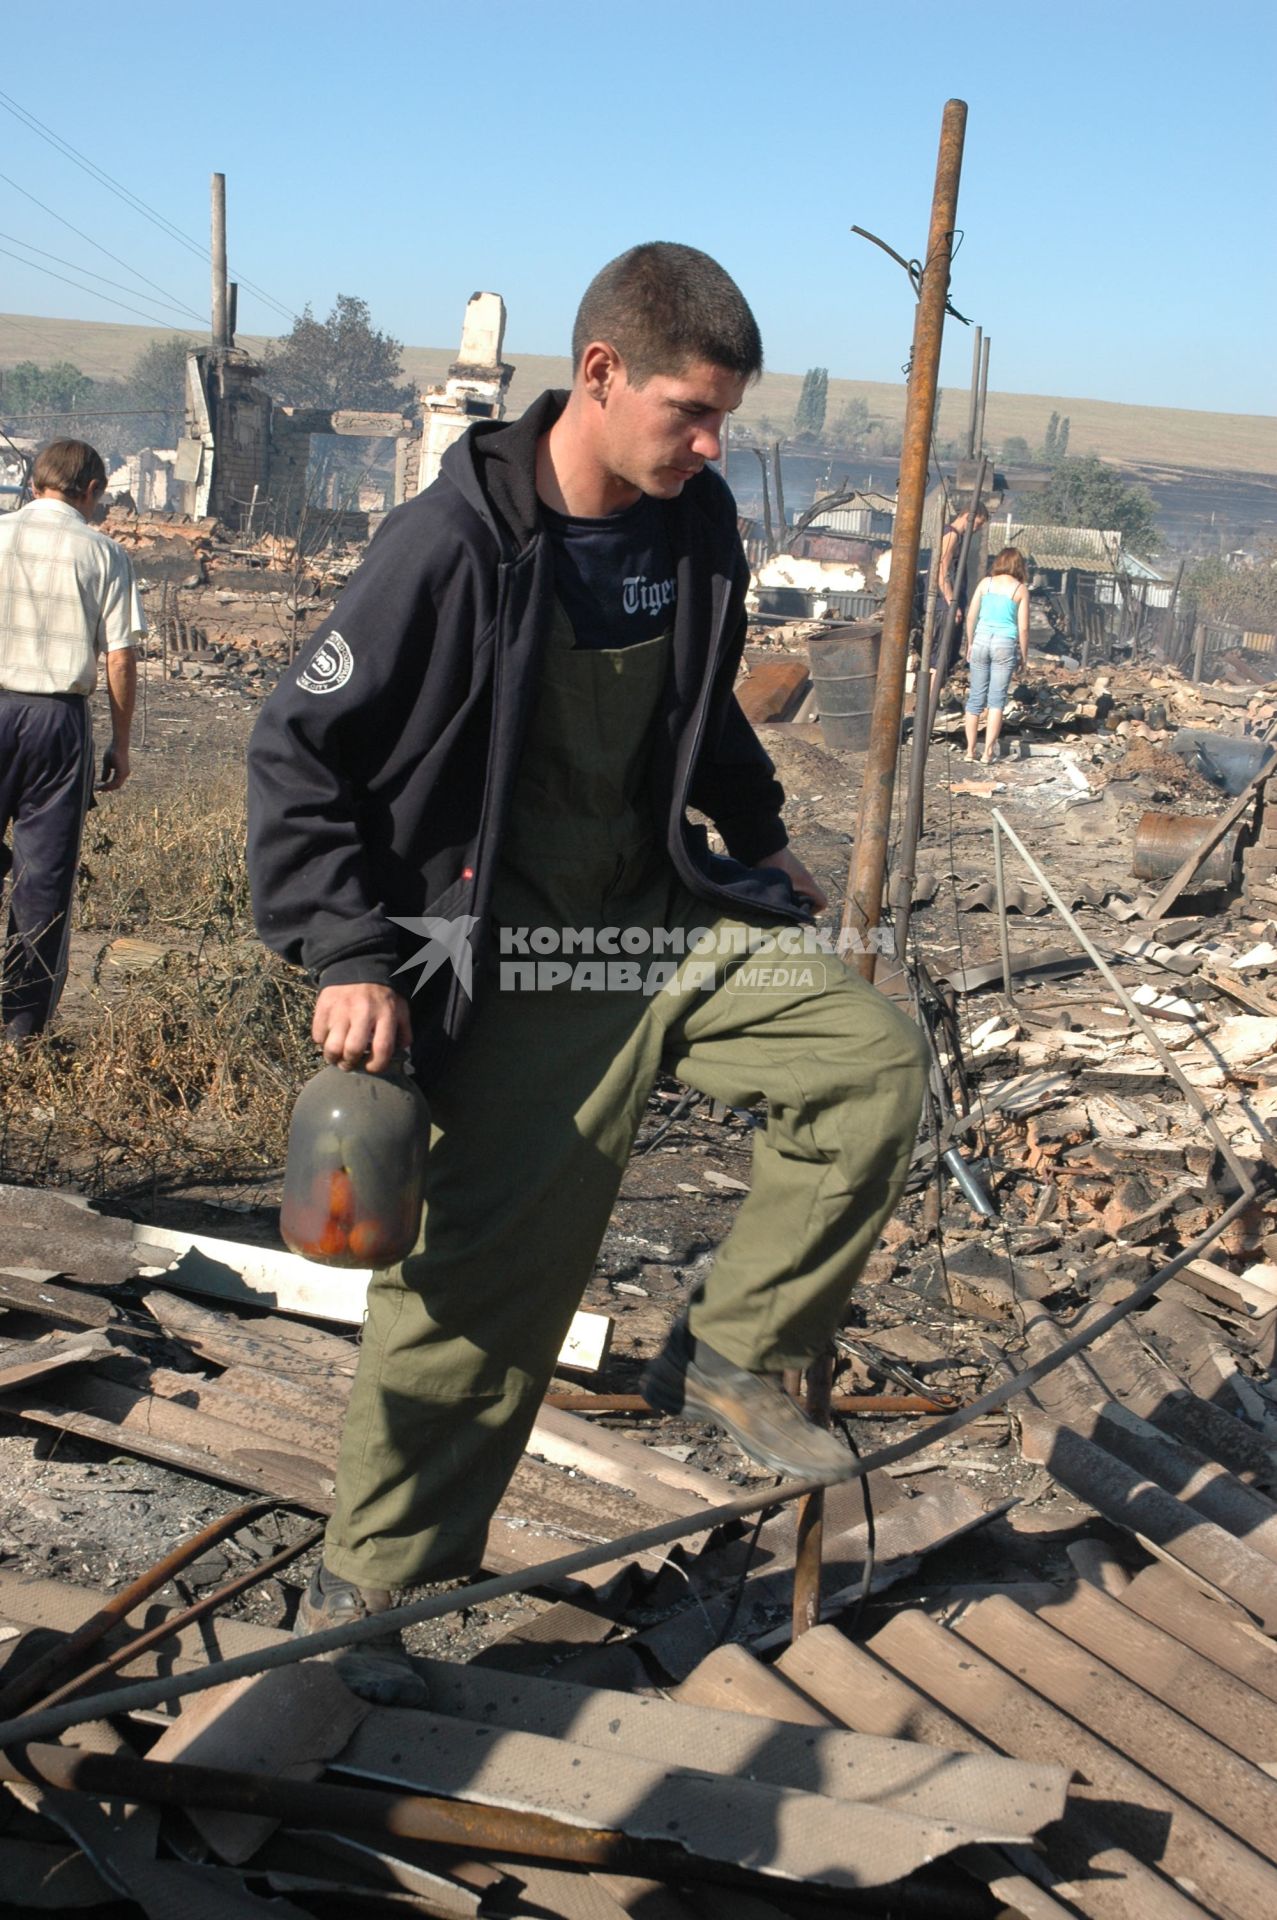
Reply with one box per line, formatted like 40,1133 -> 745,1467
325,607 -> 925,1587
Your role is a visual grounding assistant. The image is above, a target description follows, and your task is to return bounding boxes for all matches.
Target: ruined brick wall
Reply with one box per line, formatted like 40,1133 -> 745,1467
209,359 -> 272,529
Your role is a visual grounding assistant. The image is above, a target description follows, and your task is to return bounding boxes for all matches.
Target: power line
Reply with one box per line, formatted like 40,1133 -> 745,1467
0,170 -> 206,323
0,230 -> 204,324
0,244 -> 189,331
0,88 -> 298,326
0,312 -> 55,353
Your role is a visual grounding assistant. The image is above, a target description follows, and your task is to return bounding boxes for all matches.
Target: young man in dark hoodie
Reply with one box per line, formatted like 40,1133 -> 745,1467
248,243 -> 925,1698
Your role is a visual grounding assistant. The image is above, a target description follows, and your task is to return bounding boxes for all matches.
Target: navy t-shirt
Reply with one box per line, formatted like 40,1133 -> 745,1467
542,494 -> 676,648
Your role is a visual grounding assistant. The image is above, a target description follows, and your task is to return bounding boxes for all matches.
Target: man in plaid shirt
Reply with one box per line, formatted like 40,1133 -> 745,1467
0,438 -> 144,1039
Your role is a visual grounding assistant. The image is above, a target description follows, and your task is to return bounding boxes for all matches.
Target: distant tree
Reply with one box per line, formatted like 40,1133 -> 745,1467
264,295 -> 414,413
123,336 -> 194,417
1042,410 -> 1060,462
1032,455 -> 1159,557
793,366 -> 828,439
864,419 -> 904,459
1186,545 -> 1277,631
0,360 -> 93,417
1055,416 -> 1070,461
829,395 -> 870,447
116,336 -> 196,453
1002,434 -> 1032,464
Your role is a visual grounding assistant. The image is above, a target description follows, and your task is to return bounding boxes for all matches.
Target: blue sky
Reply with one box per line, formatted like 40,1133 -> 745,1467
1,1 -> 1273,415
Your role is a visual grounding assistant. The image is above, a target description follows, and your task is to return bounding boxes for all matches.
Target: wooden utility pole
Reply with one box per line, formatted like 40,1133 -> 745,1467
211,172 -> 230,353
842,99 -> 968,974
792,100 -> 969,1648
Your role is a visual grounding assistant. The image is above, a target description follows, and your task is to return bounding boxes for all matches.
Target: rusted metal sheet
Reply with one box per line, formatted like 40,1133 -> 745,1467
735,657 -> 810,725
1132,812 -> 1242,890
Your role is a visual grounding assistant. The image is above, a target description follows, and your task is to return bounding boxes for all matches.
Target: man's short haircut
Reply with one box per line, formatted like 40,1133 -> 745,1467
33,439 -> 107,499
991,545 -> 1027,581
572,243 -> 763,386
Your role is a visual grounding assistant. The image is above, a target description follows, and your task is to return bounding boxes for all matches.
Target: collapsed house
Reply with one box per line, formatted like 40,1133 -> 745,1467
172,291 -> 512,533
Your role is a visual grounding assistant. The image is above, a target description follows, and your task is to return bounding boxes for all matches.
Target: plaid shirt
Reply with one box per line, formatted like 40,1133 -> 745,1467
0,498 -> 146,697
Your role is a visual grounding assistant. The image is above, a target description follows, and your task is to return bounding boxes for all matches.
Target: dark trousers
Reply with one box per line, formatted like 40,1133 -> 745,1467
0,693 -> 93,1036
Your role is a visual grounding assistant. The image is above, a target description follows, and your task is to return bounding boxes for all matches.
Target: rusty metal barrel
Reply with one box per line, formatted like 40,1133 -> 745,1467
807,623 -> 882,751
1131,811 -> 1242,891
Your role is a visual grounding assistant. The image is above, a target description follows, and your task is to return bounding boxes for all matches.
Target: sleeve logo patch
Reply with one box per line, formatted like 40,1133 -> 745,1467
297,632 -> 353,694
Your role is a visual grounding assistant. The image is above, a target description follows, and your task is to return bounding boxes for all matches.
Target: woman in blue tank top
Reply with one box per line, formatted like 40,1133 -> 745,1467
963,546 -> 1029,763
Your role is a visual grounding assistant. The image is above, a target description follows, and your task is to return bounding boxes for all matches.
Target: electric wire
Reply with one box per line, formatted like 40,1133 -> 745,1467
711,1503 -> 775,1649
832,1417 -> 875,1637
0,243 -> 188,331
0,230 -> 204,323
0,170 -> 206,322
0,311 -> 58,353
0,88 -> 297,324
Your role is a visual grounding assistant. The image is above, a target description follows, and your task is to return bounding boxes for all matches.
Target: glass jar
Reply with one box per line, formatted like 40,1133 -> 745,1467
279,1059 -> 429,1269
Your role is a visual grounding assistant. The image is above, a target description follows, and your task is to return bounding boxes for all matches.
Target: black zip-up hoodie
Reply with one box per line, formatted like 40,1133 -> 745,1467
247,390 -> 803,1087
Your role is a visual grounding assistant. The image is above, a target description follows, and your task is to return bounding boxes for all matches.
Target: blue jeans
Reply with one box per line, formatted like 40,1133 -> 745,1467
966,639 -> 1017,716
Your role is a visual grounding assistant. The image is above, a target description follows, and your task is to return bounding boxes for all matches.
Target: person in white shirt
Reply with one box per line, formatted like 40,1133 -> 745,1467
0,439 -> 145,1037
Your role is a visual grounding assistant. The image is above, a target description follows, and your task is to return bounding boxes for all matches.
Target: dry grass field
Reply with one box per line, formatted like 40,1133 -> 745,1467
4,312 -> 1273,476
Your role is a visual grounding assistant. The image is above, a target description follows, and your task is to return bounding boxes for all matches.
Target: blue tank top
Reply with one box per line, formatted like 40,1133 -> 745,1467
975,585 -> 1019,643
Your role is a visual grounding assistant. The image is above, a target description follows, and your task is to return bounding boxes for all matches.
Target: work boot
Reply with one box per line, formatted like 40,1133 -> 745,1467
640,1319 -> 851,1483
295,1562 -> 430,1708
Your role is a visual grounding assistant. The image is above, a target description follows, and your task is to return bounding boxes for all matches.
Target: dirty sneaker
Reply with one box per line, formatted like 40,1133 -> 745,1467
295,1562 -> 430,1708
640,1320 -> 851,1483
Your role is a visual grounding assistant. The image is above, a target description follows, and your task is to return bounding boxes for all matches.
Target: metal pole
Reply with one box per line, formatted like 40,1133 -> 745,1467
790,1350 -> 834,1640
29,1524 -> 324,1717
1191,620 -> 1207,682
210,172 -> 229,352
720,413 -> 729,484
892,455 -> 988,959
974,333 -> 991,457
1162,556 -> 1186,661
0,1498 -> 270,1718
843,98 -> 968,979
893,545 -> 942,959
993,817 -> 1015,1005
751,445 -> 774,557
772,440 -> 788,537
965,324 -> 982,458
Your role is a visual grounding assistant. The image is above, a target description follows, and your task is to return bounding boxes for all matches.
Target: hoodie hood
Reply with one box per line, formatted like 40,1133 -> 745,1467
439,389 -> 568,557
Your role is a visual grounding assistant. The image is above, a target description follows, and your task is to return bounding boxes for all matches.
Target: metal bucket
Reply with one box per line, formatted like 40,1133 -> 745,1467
808,623 -> 882,751
1131,811 -> 1242,891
